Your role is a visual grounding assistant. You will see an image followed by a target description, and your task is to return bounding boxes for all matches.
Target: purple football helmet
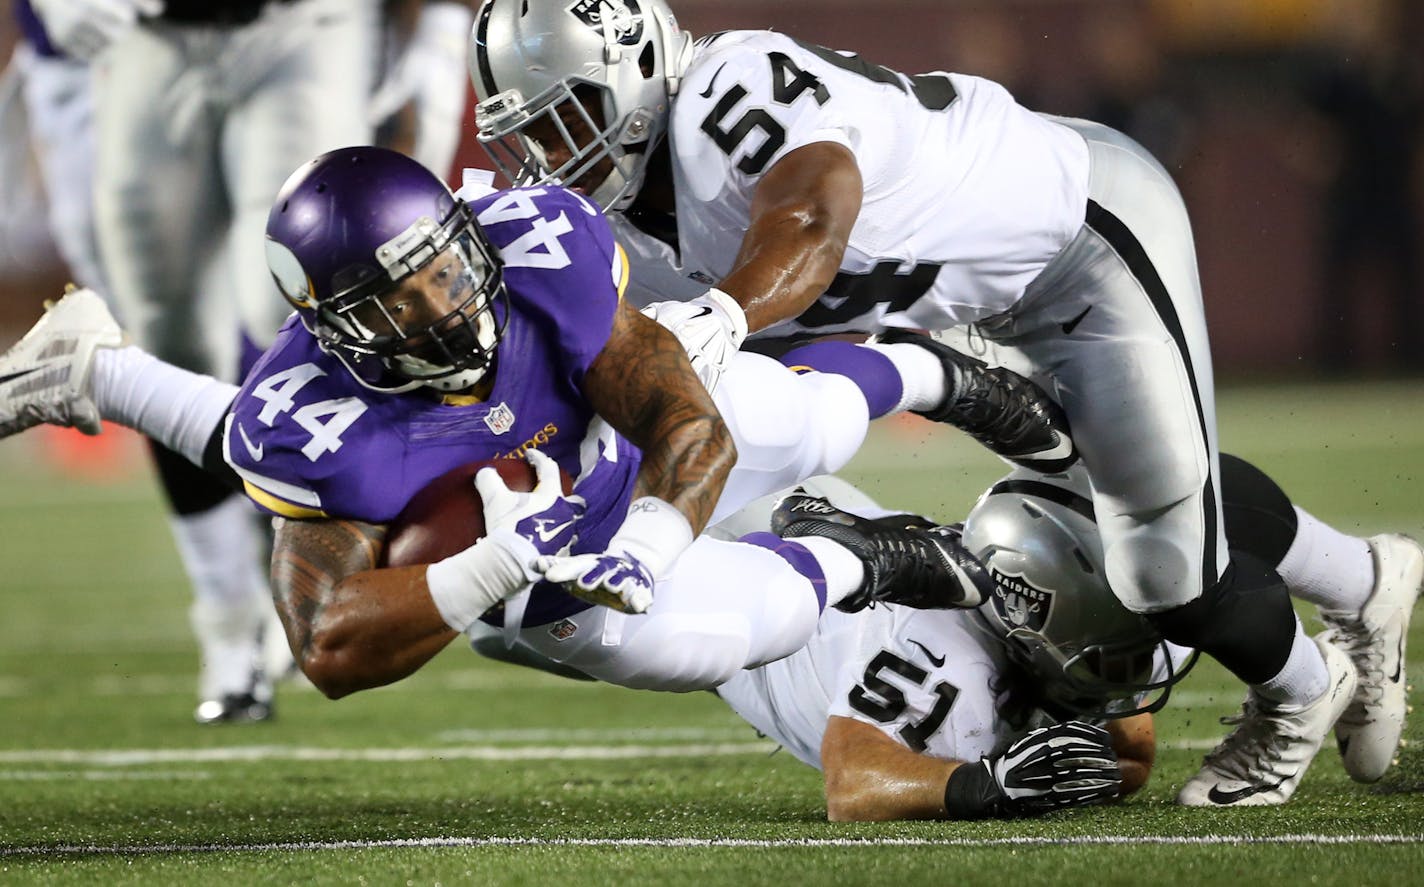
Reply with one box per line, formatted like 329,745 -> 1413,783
265,146 -> 508,392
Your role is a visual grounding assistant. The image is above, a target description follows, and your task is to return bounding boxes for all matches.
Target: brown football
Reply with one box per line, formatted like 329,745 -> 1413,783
382,458 -> 571,567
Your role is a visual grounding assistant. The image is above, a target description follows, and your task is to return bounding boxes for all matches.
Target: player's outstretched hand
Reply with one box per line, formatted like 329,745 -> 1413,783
475,449 -> 585,557
988,722 -> 1122,815
945,721 -> 1121,819
537,550 -> 655,615
641,289 -> 748,394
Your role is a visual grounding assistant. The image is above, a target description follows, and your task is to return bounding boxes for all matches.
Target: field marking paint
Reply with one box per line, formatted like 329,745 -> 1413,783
0,741 -> 777,767
5,834 -> 1422,857
0,770 -> 211,781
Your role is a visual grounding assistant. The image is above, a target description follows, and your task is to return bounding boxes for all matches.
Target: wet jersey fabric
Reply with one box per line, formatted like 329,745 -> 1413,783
609,30 -> 1091,341
224,185 -> 638,627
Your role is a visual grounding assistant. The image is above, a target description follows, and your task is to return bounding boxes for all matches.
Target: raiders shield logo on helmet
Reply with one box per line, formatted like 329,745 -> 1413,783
989,566 -> 1054,633
568,0 -> 644,46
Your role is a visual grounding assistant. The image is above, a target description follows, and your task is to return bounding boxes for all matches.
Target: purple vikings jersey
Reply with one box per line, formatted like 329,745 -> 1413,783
225,186 -> 639,626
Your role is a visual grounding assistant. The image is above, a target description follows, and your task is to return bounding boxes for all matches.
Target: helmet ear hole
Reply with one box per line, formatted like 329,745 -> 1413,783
638,41 -> 656,78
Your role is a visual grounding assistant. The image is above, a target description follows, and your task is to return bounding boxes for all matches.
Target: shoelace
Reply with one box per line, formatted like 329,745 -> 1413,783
1322,617 -> 1387,710
1201,700 -> 1297,782
867,531 -> 956,602
947,371 -> 1046,450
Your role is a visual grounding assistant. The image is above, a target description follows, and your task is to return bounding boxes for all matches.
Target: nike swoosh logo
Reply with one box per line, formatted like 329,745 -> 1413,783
691,307 -> 713,319
907,639 -> 946,668
1206,776 -> 1289,805
698,62 -> 728,99
0,366 -> 43,387
1390,632 -> 1405,683
237,423 -> 264,462
1018,431 -> 1076,463
533,518 -> 576,543
1061,305 -> 1093,335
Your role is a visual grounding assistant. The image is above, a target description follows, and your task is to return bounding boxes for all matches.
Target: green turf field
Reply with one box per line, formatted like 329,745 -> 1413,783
1,380 -> 1422,885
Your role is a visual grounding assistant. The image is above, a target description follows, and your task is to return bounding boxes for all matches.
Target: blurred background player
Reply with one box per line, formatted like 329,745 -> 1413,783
8,0 -> 476,723
8,0 -> 106,294
23,0 -> 386,724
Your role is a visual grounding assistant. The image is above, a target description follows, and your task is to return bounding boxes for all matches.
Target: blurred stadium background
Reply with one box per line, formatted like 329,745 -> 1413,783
2,0 -> 1424,878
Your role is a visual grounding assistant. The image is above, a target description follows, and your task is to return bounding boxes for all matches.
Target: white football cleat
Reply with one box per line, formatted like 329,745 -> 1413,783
1177,634 -> 1356,807
1321,534 -> 1423,782
0,288 -> 122,437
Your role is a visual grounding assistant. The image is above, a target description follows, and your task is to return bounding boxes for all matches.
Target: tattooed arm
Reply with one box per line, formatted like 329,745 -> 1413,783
583,298 -> 736,535
269,516 -> 459,699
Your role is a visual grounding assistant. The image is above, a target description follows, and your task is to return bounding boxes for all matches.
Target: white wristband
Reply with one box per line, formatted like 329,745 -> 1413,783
425,528 -> 538,633
701,287 -> 749,343
609,497 -> 695,579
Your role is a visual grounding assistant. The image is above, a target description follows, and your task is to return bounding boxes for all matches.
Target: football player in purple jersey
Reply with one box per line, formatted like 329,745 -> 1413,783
0,146 -> 1080,698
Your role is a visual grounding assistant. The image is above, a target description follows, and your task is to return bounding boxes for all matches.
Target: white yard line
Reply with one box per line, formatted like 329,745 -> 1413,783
0,741 -> 777,767
0,770 -> 211,781
4,834 -> 1421,857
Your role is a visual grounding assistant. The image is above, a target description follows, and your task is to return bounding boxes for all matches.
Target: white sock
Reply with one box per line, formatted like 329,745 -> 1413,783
792,535 -> 866,608
863,342 -> 949,415
92,345 -> 237,465
1277,506 -> 1375,613
173,496 -> 271,697
1253,618 -> 1330,707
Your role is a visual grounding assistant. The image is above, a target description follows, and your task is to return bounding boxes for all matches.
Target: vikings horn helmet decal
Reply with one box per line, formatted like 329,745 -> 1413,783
265,147 -> 509,393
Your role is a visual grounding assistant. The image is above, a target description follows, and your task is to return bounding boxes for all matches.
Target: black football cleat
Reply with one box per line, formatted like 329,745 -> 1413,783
771,491 -> 992,613
876,328 -> 1077,472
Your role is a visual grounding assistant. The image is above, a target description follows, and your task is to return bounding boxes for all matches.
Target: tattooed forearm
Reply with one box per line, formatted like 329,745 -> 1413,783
270,516 -> 386,660
585,301 -> 736,534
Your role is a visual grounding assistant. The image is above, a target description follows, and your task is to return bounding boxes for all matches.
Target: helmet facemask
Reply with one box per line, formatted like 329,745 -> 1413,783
471,0 -> 692,211
478,80 -> 650,210
272,200 -> 509,394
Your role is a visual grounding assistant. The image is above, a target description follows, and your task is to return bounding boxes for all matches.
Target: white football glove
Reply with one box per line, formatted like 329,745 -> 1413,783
474,448 -> 586,559
30,0 -> 163,61
641,288 -> 748,395
537,497 -> 693,615
368,1 -> 472,176
425,450 -> 585,633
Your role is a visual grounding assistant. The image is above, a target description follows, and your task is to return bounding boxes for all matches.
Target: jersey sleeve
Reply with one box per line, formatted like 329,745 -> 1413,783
671,33 -> 863,202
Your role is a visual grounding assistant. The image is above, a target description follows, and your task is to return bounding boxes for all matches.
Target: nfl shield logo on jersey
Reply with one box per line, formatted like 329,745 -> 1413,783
568,0 -> 644,46
988,567 -> 1053,633
548,619 -> 579,641
483,402 -> 516,435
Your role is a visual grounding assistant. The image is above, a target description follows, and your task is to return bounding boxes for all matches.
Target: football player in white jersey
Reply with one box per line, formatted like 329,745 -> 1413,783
464,0 -> 1422,805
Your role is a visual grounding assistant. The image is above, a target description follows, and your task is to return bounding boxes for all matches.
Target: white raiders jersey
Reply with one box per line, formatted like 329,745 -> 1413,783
610,30 -> 1091,341
715,604 -> 1017,769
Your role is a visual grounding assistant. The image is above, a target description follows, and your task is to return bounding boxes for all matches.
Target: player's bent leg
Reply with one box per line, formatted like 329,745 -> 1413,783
708,353 -> 870,526
1144,551 -> 1354,806
516,536 -> 824,691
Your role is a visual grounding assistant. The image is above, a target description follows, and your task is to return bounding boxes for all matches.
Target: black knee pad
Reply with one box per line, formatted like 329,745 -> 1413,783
1145,550 -> 1297,685
147,438 -> 239,516
1220,452 -> 1298,567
